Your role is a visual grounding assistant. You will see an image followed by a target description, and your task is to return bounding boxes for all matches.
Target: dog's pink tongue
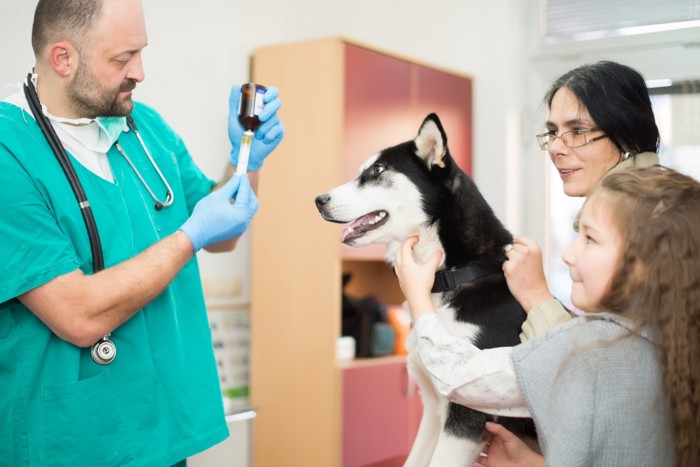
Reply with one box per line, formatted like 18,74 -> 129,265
340,226 -> 353,243
340,216 -> 367,243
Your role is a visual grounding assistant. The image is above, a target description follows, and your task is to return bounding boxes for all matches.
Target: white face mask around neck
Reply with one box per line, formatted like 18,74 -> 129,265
45,113 -> 128,153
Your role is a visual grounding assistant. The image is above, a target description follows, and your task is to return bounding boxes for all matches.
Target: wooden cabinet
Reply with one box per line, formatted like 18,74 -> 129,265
250,37 -> 472,467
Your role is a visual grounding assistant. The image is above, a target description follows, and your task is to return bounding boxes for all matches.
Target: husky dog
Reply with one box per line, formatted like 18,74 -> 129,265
315,114 -> 535,466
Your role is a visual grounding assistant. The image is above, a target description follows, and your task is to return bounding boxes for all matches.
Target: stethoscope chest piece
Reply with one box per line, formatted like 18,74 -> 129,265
91,334 -> 117,365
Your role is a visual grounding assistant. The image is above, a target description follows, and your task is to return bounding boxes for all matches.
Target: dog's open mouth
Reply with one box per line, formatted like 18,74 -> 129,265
340,211 -> 388,243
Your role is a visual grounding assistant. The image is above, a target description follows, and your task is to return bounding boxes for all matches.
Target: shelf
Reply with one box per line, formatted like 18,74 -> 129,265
336,354 -> 407,369
225,408 -> 257,423
204,299 -> 250,310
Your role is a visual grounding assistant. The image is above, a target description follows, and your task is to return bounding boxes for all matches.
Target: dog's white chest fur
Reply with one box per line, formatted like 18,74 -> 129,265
434,302 -> 481,342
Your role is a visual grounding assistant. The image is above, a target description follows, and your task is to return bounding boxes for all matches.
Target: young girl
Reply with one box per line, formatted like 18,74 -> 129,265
395,166 -> 700,466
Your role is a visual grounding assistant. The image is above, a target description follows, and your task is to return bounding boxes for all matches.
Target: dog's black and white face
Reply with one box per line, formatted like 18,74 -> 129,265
315,114 -> 450,265
315,152 -> 426,247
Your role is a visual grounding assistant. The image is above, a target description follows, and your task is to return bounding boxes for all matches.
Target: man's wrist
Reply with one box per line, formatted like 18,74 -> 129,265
175,226 -> 198,256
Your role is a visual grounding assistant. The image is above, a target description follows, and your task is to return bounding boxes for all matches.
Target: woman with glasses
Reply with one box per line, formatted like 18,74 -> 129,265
505,60 -> 660,340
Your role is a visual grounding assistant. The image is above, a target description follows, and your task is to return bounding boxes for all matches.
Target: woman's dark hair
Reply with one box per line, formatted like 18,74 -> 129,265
545,61 -> 660,156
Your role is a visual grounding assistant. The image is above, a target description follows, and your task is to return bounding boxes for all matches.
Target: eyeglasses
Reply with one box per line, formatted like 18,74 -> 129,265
536,128 -> 607,150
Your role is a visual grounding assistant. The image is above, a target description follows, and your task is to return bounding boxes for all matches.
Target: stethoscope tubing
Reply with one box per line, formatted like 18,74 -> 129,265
23,72 -> 105,273
23,72 -> 116,364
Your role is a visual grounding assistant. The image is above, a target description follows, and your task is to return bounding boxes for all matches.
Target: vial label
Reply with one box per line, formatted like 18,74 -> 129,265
253,89 -> 265,115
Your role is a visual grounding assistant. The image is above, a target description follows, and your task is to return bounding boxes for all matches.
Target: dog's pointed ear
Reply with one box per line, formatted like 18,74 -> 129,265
414,113 -> 448,168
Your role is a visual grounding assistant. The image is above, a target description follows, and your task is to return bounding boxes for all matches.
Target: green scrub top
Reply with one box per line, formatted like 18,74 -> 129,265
0,101 -> 228,465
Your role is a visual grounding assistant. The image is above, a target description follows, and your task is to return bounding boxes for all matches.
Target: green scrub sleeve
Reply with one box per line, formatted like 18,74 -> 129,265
0,131 -> 81,302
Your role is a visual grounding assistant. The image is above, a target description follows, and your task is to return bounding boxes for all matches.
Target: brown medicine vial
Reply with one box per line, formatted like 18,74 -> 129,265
238,83 -> 267,131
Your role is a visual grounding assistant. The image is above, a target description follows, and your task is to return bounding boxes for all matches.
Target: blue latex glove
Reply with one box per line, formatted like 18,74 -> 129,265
228,84 -> 285,171
180,175 -> 259,252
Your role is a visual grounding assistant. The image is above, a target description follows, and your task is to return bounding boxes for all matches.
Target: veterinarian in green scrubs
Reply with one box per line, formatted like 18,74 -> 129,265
0,101 -> 228,465
0,0 -> 283,464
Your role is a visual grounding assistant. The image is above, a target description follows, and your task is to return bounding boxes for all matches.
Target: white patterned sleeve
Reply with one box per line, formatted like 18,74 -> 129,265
413,313 -> 530,418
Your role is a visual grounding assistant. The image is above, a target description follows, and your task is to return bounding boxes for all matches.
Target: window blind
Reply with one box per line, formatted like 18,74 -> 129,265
543,0 -> 700,41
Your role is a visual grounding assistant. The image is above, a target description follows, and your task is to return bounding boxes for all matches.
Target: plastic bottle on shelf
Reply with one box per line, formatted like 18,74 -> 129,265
387,305 -> 411,355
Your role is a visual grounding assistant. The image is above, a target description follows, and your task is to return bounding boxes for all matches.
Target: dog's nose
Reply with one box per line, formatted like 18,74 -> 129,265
315,194 -> 330,209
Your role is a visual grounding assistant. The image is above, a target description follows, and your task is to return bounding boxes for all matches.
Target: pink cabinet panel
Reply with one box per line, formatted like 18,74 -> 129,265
342,361 -> 422,467
343,44 -> 414,181
415,66 -> 473,175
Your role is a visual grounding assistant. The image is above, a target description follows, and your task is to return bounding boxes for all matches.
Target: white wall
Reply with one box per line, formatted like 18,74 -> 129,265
2,0 -> 699,292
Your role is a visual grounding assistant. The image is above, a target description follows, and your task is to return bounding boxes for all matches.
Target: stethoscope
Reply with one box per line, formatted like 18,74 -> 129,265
115,118 -> 175,210
23,71 -> 175,364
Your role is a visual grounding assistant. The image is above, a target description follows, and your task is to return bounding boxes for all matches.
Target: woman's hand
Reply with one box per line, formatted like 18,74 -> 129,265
394,236 -> 442,321
477,422 -> 544,467
502,236 -> 553,312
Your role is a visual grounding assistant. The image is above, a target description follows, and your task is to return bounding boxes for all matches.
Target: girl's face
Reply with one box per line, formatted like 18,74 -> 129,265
562,192 -> 622,312
546,88 -> 622,197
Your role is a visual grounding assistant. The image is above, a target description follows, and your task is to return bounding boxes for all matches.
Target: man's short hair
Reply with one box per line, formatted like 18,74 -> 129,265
31,0 -> 104,57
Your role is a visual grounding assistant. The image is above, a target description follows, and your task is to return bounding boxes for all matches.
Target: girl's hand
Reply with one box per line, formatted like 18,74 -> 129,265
502,236 -> 553,312
394,236 -> 442,321
478,422 -> 544,467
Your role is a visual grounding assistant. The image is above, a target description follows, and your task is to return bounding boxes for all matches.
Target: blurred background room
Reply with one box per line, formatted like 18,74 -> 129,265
2,1 -> 698,465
